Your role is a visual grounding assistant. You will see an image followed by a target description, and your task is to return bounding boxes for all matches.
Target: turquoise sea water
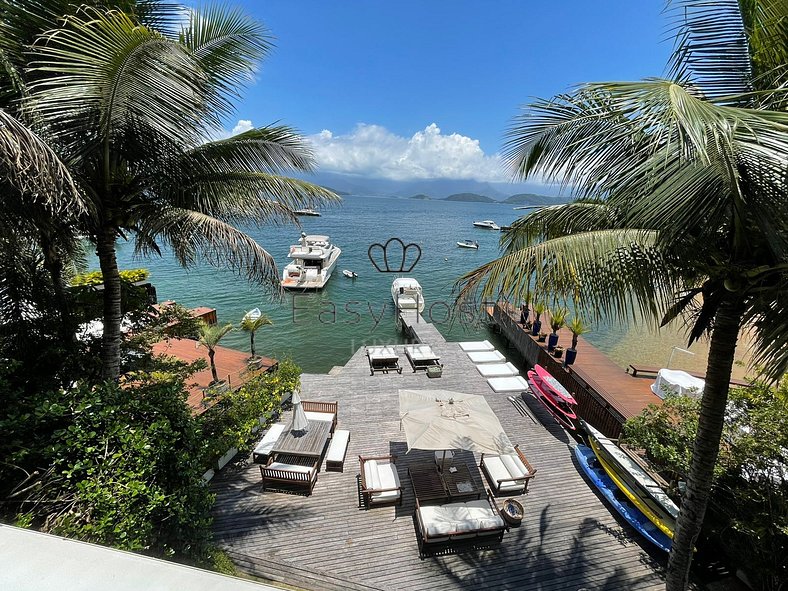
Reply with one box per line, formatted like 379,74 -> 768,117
107,194 -> 675,374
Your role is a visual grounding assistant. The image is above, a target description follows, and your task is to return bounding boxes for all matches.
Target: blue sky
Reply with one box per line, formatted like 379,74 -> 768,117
221,1 -> 673,183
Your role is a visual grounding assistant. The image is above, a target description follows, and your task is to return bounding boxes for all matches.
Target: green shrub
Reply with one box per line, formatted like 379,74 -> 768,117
71,268 -> 150,286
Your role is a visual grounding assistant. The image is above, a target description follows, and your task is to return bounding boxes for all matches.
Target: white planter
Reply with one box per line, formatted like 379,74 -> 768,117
216,447 -> 238,470
202,469 -> 215,483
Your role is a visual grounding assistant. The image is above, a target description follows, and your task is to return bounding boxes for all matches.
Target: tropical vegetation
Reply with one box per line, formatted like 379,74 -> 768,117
197,321 -> 234,385
241,310 -> 273,359
458,1 -> 788,587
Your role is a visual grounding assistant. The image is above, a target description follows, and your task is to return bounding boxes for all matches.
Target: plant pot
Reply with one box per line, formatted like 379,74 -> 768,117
547,333 -> 559,352
553,347 -> 564,359
537,333 -> 547,343
531,320 -> 542,336
565,348 -> 578,366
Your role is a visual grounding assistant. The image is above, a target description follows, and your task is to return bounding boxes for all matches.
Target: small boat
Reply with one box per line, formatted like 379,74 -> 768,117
342,269 -> 358,278
473,220 -> 500,230
574,445 -> 672,553
457,240 -> 479,249
527,369 -> 578,431
243,308 -> 262,322
392,278 -> 424,313
294,208 -> 321,216
281,233 -> 341,290
582,420 -> 679,539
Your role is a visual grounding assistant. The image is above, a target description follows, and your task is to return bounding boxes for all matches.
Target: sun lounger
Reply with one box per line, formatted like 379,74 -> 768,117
404,344 -> 442,372
480,445 -> 537,495
366,346 -> 402,375
359,455 -> 402,508
252,423 -> 286,464
475,362 -> 519,378
467,350 -> 506,364
487,375 -> 529,393
458,340 -> 495,352
326,429 -> 350,472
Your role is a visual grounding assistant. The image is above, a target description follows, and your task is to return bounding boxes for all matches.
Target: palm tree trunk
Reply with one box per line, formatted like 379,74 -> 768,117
96,226 -> 122,380
208,349 -> 218,384
250,331 -> 256,358
666,297 -> 740,590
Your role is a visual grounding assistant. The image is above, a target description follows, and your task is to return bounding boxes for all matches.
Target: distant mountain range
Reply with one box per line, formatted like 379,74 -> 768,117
299,170 -> 566,203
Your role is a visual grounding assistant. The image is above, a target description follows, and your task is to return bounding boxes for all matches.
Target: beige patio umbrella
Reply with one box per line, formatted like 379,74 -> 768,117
291,390 -> 309,432
398,389 -> 514,467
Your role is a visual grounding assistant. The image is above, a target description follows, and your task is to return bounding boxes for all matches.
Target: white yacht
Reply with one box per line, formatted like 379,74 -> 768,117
473,220 -> 500,230
392,278 -> 424,313
293,208 -> 321,217
281,233 -> 341,290
457,240 -> 479,249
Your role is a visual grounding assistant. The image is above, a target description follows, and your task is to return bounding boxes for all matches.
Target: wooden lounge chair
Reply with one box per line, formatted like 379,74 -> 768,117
404,344 -> 443,372
359,455 -> 403,508
480,445 -> 537,495
260,454 -> 319,496
414,490 -> 508,558
365,346 -> 402,376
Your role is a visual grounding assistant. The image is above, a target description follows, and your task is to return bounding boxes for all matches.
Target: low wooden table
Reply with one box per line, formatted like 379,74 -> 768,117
442,463 -> 482,501
409,465 -> 448,503
270,419 -> 333,460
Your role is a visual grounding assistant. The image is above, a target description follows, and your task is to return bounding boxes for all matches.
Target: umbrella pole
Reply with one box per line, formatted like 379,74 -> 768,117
441,450 -> 447,472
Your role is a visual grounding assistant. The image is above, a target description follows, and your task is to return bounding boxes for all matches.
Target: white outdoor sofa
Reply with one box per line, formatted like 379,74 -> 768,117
414,491 -> 508,558
359,455 -> 403,508
480,445 -> 537,495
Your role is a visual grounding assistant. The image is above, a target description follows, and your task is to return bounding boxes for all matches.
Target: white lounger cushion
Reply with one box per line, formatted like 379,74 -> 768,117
304,411 -> 335,423
266,462 -> 317,481
487,375 -> 530,392
326,429 -> 350,462
405,344 -> 439,361
458,340 -> 495,352
419,499 -> 505,537
367,346 -> 398,360
363,459 -> 401,502
253,423 -> 285,456
483,456 -> 526,492
467,350 -> 506,364
476,362 -> 519,378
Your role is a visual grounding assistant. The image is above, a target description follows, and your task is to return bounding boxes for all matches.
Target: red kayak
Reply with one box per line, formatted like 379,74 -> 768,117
534,364 -> 577,404
527,369 -> 578,431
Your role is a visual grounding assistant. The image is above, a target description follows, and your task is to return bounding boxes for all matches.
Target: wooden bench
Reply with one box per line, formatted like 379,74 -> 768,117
252,423 -> 286,464
326,429 -> 350,472
302,400 -> 338,433
260,453 -> 319,495
627,364 -> 749,387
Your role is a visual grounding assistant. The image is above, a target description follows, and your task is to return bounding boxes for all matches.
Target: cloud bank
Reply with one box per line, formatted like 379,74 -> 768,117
307,123 -> 507,182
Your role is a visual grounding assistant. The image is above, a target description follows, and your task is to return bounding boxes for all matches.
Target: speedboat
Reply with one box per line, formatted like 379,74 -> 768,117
243,308 -> 262,322
526,364 -> 578,430
392,278 -> 424,313
281,233 -> 341,290
342,269 -> 358,278
293,208 -> 321,216
457,240 -> 479,249
582,420 -> 679,539
473,220 -> 500,230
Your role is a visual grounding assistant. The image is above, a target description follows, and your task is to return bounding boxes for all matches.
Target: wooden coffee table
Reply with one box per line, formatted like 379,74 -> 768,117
442,463 -> 482,501
409,465 -> 448,503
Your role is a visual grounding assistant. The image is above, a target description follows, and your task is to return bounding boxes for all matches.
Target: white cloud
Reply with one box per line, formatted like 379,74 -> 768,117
307,123 -> 507,182
231,119 -> 254,136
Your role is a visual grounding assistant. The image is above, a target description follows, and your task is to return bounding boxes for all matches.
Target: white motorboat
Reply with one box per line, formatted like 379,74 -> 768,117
281,233 -> 341,290
473,220 -> 500,230
293,208 -> 321,216
342,269 -> 358,278
392,278 -> 424,313
243,308 -> 262,322
457,240 -> 479,249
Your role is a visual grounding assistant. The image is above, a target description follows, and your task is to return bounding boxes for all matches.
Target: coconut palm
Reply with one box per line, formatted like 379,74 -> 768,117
19,4 -> 338,379
457,2 -> 788,588
197,321 -> 233,385
240,311 -> 273,359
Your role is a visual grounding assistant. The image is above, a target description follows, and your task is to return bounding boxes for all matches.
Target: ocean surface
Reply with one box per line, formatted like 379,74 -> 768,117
106,194 -> 740,376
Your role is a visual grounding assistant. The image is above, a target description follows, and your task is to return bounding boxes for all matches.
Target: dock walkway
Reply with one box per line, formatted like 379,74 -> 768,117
211,315 -> 666,590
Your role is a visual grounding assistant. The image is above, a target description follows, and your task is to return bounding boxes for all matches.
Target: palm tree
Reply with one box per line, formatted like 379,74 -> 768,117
197,321 -> 233,385
457,2 -> 788,589
240,310 -> 273,359
19,4 -> 338,379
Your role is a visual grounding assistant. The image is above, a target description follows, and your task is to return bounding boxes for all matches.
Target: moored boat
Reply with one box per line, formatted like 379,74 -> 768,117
582,419 -> 679,539
534,364 -> 577,404
473,220 -> 500,230
574,445 -> 672,553
527,369 -> 578,430
281,233 -> 341,290
294,208 -> 321,216
392,278 -> 424,313
342,269 -> 358,278
243,308 -> 262,322
457,240 -> 479,249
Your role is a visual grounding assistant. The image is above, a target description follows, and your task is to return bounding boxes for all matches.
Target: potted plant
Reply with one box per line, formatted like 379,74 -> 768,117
553,346 -> 564,359
197,320 -> 234,385
240,309 -> 273,363
531,302 -> 545,336
565,317 -> 590,366
537,332 -> 547,343
547,307 -> 568,352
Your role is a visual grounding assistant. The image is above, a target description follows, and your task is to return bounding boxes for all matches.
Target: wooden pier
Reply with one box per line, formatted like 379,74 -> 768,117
211,313 -> 667,590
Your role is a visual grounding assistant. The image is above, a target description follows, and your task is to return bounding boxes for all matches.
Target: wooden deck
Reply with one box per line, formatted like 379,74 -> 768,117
151,338 -> 277,414
211,314 -> 667,590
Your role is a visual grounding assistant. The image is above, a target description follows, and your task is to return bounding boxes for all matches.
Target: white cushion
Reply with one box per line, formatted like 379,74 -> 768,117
371,460 -> 401,502
253,423 -> 285,456
484,455 -> 525,492
458,340 -> 494,352
406,345 -> 438,361
326,430 -> 350,462
418,499 -> 504,537
500,454 -> 525,479
476,362 -> 519,378
364,459 -> 380,490
468,350 -> 506,364
266,462 -> 316,481
304,410 -> 334,423
487,375 -> 530,392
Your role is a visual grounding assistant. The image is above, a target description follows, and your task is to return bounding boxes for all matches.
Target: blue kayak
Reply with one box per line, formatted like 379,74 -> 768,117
574,444 -> 672,553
